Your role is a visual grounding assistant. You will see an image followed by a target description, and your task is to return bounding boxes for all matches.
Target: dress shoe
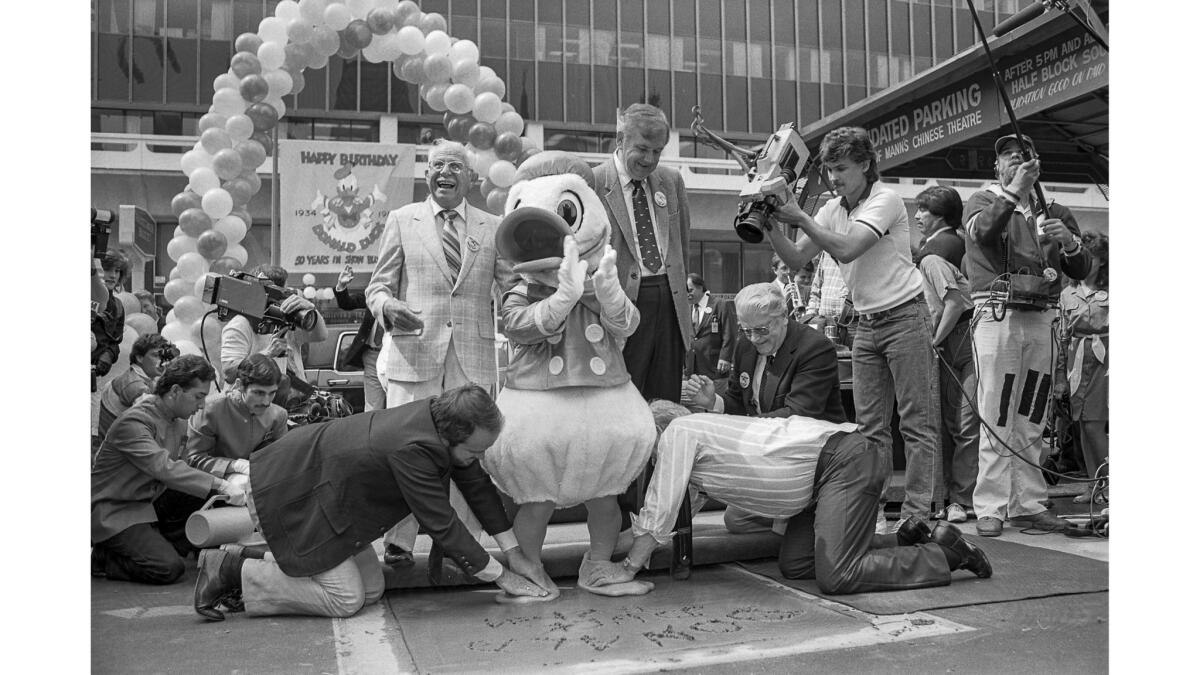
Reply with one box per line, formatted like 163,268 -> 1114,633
1009,511 -> 1069,532
931,522 -> 993,578
383,544 -> 414,568
944,503 -> 969,523
976,516 -> 1003,537
194,549 -> 235,622
895,515 -> 933,546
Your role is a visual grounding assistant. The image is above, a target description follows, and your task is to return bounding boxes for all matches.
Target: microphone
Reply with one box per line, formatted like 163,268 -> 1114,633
993,2 -> 1047,38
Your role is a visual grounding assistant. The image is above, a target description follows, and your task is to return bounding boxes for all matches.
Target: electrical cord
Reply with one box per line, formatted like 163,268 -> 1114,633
932,306 -> 1106,484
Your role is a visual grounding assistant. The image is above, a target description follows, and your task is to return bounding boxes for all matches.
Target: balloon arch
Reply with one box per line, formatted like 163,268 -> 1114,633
154,0 -> 539,360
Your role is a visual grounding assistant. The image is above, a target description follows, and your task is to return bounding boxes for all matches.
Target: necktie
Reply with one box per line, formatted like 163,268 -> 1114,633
692,304 -> 700,328
440,210 -> 461,280
630,180 -> 662,273
755,355 -> 774,413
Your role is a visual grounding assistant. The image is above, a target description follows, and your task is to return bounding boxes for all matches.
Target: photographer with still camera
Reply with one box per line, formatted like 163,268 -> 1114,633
760,127 -> 941,532
963,134 -> 1090,537
218,264 -> 328,398
97,334 -> 179,442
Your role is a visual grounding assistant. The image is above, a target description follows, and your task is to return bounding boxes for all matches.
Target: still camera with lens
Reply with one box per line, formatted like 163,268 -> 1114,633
201,271 -> 318,333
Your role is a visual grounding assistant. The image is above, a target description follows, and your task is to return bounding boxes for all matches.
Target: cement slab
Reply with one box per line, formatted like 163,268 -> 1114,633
384,564 -> 971,674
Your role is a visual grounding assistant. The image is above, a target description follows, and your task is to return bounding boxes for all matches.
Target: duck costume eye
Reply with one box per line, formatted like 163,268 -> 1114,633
557,192 -> 582,230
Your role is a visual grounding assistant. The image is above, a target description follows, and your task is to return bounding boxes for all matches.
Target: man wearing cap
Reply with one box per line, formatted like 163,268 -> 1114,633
365,139 -> 516,566
962,133 -> 1090,537
593,103 -> 692,405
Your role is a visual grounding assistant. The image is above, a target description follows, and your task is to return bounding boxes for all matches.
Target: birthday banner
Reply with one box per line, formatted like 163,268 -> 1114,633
278,140 -> 416,274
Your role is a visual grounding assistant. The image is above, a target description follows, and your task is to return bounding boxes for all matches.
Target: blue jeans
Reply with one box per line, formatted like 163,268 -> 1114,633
937,321 -> 979,507
852,301 -> 941,520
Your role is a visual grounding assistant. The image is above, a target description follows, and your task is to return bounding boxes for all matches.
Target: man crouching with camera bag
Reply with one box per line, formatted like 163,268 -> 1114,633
964,134 -> 1091,538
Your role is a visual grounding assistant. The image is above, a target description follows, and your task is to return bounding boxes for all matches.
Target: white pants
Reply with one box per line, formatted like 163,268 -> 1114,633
377,337 -> 485,549
971,307 -> 1054,520
242,547 -> 385,618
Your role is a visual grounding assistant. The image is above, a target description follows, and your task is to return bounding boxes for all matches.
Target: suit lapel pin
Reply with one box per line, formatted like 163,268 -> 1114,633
654,191 -> 667,207
465,236 -> 480,252
739,372 -> 751,388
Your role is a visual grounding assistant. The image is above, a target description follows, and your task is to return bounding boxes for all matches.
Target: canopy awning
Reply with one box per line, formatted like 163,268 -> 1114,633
799,5 -> 1108,188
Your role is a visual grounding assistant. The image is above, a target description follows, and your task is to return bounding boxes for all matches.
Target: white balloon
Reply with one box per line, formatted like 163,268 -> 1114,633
167,234 -> 198,262
347,0 -> 373,19
299,0 -> 327,23
318,287 -> 336,300
257,41 -> 287,71
213,87 -> 246,117
265,96 -> 287,120
443,83 -> 475,115
303,286 -> 318,299
263,69 -> 294,98
397,25 -> 425,54
174,339 -> 203,357
450,57 -> 480,88
193,275 -> 209,300
494,111 -> 525,136
424,30 -> 451,56
471,148 -> 498,176
361,39 -> 387,63
181,149 -> 214,176
201,188 -> 234,219
274,0 -> 302,22
213,72 -> 240,91
213,215 -> 248,245
176,252 -> 210,284
488,160 -> 517,188
258,17 -> 288,44
473,91 -> 502,123
324,3 -> 353,30
162,321 -> 193,344
449,39 -> 479,64
375,32 -> 404,61
302,273 -> 317,286
226,243 -> 249,266
189,167 -> 220,195
165,309 -> 178,325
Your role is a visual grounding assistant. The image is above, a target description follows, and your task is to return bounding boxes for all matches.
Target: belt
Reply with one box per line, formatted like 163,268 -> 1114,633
858,294 -> 925,322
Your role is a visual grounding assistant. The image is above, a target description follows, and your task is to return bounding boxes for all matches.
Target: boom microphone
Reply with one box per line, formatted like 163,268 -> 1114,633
993,1 -> 1047,37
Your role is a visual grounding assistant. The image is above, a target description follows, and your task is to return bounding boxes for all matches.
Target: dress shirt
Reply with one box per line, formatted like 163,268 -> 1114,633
612,151 -> 666,277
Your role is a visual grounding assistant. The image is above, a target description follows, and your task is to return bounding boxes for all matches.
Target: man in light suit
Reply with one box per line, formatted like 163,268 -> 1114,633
593,103 -> 692,404
365,139 -> 515,566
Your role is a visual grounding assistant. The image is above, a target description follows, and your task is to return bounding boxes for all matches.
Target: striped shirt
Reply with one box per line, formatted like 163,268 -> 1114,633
804,251 -> 850,320
632,413 -> 859,543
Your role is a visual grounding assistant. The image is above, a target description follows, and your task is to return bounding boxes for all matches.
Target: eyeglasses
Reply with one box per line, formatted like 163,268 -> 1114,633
738,324 -> 774,338
430,160 -> 465,174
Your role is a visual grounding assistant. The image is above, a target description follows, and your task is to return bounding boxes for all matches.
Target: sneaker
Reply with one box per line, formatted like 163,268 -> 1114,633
1009,511 -> 1069,532
976,516 -> 1003,537
945,503 -> 968,524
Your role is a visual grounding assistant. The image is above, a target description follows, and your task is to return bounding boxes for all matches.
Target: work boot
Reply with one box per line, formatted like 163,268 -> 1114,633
931,522 -> 993,578
976,516 -> 1003,537
894,515 -> 933,546
194,549 -> 240,621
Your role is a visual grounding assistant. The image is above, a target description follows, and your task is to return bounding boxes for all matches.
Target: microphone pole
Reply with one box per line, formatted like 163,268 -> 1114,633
965,0 -> 1050,218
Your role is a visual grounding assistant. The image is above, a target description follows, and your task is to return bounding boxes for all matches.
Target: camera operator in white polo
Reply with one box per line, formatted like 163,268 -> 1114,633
962,134 -> 1091,538
219,264 -> 328,389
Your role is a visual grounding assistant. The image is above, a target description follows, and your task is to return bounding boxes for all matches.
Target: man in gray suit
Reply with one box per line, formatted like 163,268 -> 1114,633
593,103 -> 692,404
365,139 -> 515,565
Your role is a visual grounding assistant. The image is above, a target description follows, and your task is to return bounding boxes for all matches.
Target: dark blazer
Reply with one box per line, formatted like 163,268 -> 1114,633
249,399 -> 511,578
593,157 -> 693,348
334,287 -> 375,369
685,296 -> 737,379
720,321 -> 846,422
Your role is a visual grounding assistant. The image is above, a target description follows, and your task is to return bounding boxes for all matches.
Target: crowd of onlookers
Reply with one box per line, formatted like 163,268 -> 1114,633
89,104 -> 1106,619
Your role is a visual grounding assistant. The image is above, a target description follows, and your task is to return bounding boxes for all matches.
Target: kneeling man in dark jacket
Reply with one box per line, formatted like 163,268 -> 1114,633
194,384 -> 549,620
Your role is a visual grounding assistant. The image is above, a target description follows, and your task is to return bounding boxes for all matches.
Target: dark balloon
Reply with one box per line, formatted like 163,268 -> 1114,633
171,191 -> 203,217
250,131 -> 273,155
246,102 -> 278,131
493,132 -> 523,162
234,33 -> 263,55
235,139 -> 267,170
196,229 -> 229,260
210,255 -> 243,276
467,122 -> 496,150
230,51 -> 262,78
342,20 -> 373,49
222,178 -> 254,206
446,114 -> 476,143
179,208 -> 213,238
366,8 -> 394,35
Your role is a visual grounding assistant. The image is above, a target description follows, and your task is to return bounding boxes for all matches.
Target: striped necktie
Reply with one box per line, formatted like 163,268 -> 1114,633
440,209 -> 461,280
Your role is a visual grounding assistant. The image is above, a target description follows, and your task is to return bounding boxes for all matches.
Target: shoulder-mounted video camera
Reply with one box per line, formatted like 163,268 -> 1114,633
201,271 -> 318,333
733,123 -> 813,244
91,207 -> 114,257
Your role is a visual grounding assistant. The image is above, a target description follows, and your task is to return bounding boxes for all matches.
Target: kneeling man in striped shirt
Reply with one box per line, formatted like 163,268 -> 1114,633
587,403 -> 994,595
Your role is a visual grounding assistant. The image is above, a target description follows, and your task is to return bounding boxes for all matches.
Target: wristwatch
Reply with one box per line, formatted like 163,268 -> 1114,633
1062,234 -> 1083,256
